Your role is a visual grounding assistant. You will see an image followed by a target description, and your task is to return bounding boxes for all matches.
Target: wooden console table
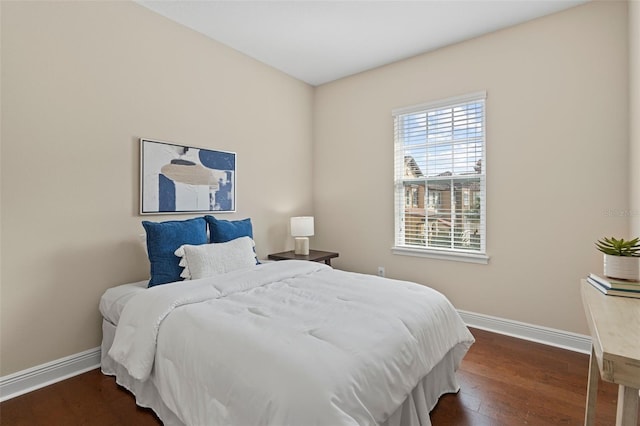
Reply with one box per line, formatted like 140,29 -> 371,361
580,279 -> 640,426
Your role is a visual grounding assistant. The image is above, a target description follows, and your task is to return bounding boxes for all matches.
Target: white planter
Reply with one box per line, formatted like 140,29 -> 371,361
603,254 -> 640,281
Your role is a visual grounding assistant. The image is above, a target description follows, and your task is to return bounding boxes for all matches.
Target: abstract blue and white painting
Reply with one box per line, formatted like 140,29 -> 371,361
140,139 -> 236,214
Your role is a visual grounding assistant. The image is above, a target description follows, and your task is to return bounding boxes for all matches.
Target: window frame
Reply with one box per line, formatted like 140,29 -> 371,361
392,91 -> 489,264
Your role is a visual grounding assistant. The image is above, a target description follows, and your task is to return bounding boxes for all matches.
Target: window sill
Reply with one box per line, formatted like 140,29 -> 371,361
391,246 -> 490,264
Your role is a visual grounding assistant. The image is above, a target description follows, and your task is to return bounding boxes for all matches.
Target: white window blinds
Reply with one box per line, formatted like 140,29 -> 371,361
393,92 -> 487,260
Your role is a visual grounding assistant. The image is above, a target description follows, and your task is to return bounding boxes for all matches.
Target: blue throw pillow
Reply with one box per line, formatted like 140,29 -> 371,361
143,217 -> 208,287
205,215 -> 253,243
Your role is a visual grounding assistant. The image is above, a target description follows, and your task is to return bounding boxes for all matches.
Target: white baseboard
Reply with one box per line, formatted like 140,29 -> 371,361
458,309 -> 592,354
0,311 -> 592,403
0,347 -> 101,402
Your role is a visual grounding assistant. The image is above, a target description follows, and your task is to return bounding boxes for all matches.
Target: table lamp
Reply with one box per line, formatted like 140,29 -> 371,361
290,216 -> 314,255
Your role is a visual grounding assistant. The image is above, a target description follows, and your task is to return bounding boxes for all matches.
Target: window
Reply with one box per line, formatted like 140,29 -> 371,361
392,92 -> 488,263
405,186 -> 420,208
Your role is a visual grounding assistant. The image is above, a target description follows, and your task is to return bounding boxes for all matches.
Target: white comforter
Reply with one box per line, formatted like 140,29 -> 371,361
108,260 -> 474,426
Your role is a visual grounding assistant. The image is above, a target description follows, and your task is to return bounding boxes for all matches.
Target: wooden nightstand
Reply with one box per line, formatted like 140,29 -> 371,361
267,250 -> 339,266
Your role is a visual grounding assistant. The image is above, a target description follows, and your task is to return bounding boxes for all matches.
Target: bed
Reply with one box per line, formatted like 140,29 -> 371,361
100,259 -> 474,426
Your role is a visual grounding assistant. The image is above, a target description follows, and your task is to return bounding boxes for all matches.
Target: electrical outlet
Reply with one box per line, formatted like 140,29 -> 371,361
377,266 -> 385,277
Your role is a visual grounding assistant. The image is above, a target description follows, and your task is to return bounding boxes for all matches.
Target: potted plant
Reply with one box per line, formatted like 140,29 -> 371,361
595,237 -> 640,281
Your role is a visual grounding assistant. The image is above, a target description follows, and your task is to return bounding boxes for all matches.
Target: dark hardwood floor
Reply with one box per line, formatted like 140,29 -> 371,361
1,327 -> 636,425
431,328 -> 636,425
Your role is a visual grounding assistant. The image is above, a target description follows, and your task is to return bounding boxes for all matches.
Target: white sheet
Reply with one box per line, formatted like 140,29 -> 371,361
107,260 -> 474,425
99,280 -> 148,325
102,319 -> 461,426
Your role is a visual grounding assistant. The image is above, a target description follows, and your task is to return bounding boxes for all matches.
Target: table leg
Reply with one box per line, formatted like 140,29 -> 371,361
585,346 -> 599,426
615,385 -> 639,426
325,259 -> 331,266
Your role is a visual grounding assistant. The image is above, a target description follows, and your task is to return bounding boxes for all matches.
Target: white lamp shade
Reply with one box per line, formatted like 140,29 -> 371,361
290,216 -> 314,237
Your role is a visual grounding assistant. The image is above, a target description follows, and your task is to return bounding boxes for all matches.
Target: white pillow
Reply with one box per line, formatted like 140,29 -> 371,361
174,236 -> 256,280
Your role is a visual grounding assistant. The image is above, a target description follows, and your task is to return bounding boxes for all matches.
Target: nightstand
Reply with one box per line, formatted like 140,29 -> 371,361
267,249 -> 339,266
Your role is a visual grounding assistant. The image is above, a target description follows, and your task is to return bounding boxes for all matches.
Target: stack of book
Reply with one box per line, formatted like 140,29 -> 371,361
587,273 -> 640,299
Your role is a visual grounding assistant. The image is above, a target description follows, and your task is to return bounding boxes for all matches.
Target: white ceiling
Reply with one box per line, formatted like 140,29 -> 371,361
136,0 -> 588,86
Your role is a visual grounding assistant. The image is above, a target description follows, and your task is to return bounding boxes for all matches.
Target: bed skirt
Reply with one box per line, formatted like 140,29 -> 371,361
101,320 -> 460,426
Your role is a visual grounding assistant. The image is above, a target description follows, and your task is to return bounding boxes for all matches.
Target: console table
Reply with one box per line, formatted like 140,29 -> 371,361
580,279 -> 640,426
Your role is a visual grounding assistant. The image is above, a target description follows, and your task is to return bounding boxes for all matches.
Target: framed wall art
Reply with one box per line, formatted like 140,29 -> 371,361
140,138 -> 236,214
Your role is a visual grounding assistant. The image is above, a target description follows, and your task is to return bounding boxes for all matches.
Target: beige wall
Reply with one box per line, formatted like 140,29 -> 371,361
631,0 -> 640,237
0,1 -> 314,376
313,1 -> 629,335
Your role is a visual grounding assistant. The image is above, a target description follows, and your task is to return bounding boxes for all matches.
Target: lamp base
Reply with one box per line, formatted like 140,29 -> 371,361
294,237 -> 309,256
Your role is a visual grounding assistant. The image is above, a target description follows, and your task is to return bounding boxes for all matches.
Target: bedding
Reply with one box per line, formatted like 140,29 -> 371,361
143,217 -> 208,286
99,280 -> 147,325
175,236 -> 257,279
205,215 -> 253,243
103,260 -> 474,426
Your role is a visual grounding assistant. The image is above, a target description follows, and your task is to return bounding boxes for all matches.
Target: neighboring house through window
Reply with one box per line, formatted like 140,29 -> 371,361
393,92 -> 488,264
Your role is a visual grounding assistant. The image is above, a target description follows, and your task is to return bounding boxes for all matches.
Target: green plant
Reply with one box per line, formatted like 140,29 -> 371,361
595,237 -> 640,257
